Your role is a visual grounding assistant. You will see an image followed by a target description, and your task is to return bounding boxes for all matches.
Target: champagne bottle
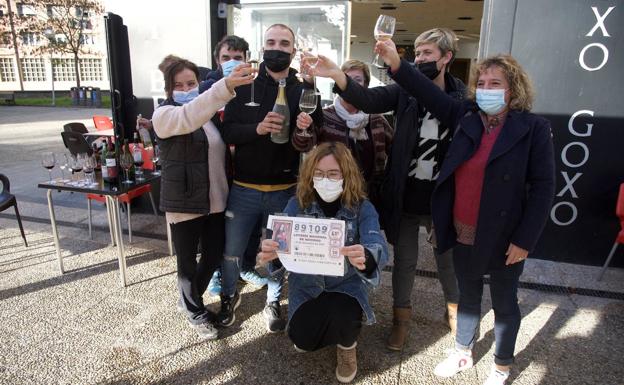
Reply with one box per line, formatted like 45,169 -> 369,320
136,114 -> 153,147
270,79 -> 290,144
124,139 -> 135,179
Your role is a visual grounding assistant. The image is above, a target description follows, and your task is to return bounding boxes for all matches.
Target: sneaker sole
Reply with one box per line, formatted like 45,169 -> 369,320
219,294 -> 242,327
336,368 -> 357,383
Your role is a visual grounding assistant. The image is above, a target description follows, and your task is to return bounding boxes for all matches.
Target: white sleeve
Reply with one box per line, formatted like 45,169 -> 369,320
152,78 -> 235,139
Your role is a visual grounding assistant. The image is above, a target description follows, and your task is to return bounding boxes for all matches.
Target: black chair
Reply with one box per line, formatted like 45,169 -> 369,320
61,131 -> 93,157
63,122 -> 89,134
0,173 -> 27,247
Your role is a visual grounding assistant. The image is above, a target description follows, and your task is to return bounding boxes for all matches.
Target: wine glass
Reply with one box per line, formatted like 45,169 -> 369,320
245,50 -> 260,107
41,152 -> 56,183
306,39 -> 321,95
58,153 -> 70,183
373,15 -> 396,68
132,145 -> 144,181
120,150 -> 134,184
76,153 -> 88,186
296,89 -> 317,138
83,154 -> 97,186
152,144 -> 161,176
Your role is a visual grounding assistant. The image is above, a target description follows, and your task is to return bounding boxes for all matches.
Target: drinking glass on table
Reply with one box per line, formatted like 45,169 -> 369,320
41,152 -> 56,183
305,39 -> 321,95
151,144 -> 161,176
119,149 -> 134,184
132,145 -> 144,181
296,88 -> 317,138
76,153 -> 88,186
82,154 -> 97,186
372,15 -> 396,67
245,50 -> 261,107
58,153 -> 70,183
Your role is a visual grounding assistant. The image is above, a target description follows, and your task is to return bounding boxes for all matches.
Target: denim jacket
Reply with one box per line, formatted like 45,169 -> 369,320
283,197 -> 389,325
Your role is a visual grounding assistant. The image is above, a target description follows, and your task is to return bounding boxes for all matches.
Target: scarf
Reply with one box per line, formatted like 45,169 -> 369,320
333,96 -> 369,141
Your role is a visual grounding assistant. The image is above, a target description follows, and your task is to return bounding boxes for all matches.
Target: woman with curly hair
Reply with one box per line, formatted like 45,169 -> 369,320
370,41 -> 555,385
257,142 -> 389,383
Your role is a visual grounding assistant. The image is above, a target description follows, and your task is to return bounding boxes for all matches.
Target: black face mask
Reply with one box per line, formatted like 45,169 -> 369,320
416,60 -> 441,80
263,50 -> 292,72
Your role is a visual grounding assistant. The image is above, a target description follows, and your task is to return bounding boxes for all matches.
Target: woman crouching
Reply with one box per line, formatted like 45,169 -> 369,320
258,142 -> 389,383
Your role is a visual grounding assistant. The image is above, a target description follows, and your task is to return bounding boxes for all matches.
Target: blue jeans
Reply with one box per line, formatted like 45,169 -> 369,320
222,184 -> 295,303
453,243 -> 523,366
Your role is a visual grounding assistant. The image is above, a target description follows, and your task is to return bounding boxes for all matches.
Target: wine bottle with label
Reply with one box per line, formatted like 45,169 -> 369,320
270,79 -> 290,144
103,138 -> 118,183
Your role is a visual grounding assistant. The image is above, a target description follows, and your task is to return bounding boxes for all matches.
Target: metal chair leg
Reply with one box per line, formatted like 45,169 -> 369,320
14,204 -> 27,247
106,200 -> 115,246
87,198 -> 93,239
127,202 -> 132,243
598,242 -> 620,281
148,192 -> 158,216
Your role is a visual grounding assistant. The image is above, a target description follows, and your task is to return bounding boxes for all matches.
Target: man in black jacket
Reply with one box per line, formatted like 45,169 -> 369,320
311,28 -> 465,350
219,24 -> 323,332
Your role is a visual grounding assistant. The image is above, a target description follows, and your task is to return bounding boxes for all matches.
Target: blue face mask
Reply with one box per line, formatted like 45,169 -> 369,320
172,87 -> 199,105
476,88 -> 507,115
221,60 -> 243,77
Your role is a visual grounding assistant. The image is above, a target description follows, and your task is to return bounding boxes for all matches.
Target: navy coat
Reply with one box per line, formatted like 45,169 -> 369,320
391,60 -> 555,276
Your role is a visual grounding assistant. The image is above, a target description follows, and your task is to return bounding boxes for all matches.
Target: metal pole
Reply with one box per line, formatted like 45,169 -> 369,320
50,53 -> 56,106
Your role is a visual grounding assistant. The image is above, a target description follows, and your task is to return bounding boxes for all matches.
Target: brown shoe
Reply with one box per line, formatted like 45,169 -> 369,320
446,303 -> 458,335
336,343 -> 357,383
387,307 -> 411,351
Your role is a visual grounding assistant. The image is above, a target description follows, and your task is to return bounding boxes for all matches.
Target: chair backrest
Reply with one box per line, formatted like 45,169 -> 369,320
616,183 -> 624,220
93,115 -> 113,130
61,131 -> 93,156
63,122 -> 89,134
0,173 -> 10,199
129,143 -> 154,170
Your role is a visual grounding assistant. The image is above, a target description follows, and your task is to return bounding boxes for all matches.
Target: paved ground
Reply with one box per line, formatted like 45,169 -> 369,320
1,106 -> 623,385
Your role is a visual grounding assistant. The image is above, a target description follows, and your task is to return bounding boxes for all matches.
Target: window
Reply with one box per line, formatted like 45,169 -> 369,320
79,58 -> 103,81
21,32 -> 40,46
16,3 -> 37,17
79,33 -> 95,45
0,58 -> 16,82
47,5 -> 61,18
53,58 -> 76,81
20,58 -> 46,81
75,7 -> 90,18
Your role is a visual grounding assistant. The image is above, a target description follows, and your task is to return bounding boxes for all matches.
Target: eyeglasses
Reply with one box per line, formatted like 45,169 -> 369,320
313,169 -> 342,182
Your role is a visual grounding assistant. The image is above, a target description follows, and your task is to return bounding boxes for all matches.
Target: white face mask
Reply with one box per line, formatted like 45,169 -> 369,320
476,88 -> 507,115
313,177 -> 344,203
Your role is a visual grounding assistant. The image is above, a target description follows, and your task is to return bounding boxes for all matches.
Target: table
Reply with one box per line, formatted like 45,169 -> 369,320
38,172 -> 161,287
83,128 -> 114,137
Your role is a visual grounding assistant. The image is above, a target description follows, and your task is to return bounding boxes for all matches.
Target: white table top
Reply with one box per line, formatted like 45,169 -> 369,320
83,128 -> 114,137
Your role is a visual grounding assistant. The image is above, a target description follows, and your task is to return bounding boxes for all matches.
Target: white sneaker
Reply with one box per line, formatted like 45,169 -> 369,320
483,367 -> 509,385
433,348 -> 474,378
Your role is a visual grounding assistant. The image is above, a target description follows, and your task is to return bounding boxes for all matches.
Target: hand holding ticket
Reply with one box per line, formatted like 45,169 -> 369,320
266,215 -> 346,276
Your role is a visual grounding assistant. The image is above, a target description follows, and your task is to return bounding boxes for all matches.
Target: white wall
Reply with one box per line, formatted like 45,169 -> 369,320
102,0 -> 212,101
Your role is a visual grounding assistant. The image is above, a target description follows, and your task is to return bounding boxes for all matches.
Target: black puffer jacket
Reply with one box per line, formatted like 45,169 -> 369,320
335,72 -> 465,245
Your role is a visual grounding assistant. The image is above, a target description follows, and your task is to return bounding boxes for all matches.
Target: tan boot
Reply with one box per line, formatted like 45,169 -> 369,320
446,303 -> 458,335
336,342 -> 357,383
386,307 -> 411,351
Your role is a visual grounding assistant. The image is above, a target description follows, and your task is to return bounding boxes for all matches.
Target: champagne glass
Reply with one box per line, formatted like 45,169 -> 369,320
306,39 -> 321,95
297,89 -> 317,138
373,15 -> 396,68
133,144 -> 144,181
76,153 -> 87,186
120,150 -> 134,184
41,152 -> 56,183
245,50 -> 260,107
152,144 -> 161,176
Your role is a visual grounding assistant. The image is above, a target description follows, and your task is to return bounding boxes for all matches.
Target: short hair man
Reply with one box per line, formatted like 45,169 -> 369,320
218,24 -> 323,332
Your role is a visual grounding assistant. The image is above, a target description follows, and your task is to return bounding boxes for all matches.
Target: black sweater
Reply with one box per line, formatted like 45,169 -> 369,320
222,63 -> 323,185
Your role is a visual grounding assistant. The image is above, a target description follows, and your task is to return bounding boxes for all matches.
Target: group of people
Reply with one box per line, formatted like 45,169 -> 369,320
150,22 -> 555,385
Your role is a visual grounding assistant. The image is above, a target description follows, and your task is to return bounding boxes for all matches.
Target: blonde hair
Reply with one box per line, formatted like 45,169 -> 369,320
467,54 -> 535,111
297,142 -> 366,209
341,59 -> 371,87
414,28 -> 458,61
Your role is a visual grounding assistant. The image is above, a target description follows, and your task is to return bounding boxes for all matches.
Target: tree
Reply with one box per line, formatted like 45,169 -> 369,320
32,0 -> 104,88
0,0 -> 104,89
